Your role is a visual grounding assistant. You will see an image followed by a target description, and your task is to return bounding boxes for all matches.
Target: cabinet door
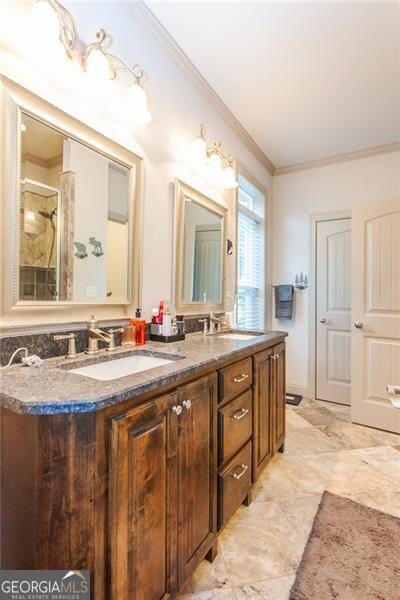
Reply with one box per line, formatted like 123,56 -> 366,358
109,392 -> 178,600
177,373 -> 217,588
253,349 -> 274,481
273,343 -> 286,452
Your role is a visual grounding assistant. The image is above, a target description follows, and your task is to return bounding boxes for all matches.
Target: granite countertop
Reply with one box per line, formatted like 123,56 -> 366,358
0,330 -> 287,415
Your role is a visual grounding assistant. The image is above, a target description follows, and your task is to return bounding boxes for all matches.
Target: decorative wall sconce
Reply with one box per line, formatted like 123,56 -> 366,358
30,0 -> 152,125
192,124 -> 238,190
294,272 -> 308,289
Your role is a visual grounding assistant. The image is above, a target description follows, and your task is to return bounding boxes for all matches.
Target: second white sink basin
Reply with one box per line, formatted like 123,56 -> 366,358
71,354 -> 174,381
218,333 -> 259,341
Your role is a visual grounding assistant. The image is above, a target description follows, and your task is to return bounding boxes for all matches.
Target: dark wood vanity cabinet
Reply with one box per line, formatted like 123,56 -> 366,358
1,338 -> 285,600
253,342 -> 286,481
108,373 -> 218,599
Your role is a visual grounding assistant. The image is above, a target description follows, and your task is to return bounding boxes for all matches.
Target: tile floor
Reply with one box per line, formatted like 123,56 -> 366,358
179,399 -> 400,600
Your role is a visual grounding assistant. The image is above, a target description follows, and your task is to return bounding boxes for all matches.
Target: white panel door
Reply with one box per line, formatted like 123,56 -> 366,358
352,199 -> 400,433
316,218 -> 352,404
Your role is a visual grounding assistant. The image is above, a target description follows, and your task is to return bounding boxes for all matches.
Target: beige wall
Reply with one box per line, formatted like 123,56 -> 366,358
272,150 -> 400,392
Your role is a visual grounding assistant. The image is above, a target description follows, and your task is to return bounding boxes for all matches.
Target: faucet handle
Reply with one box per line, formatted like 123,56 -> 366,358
53,333 -> 77,359
198,318 -> 208,335
108,327 -> 124,334
105,327 -> 124,352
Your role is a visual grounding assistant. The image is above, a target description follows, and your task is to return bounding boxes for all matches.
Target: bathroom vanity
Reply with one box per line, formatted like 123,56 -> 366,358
0,331 -> 286,599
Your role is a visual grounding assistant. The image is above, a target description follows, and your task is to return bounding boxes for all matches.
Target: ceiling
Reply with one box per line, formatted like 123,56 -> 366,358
146,1 -> 400,168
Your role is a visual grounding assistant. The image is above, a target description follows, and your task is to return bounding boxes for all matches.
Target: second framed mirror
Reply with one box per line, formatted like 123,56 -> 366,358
174,180 -> 227,314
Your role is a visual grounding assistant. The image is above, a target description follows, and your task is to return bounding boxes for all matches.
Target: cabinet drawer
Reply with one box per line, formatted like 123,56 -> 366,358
218,442 -> 252,529
219,358 -> 252,403
219,390 -> 252,466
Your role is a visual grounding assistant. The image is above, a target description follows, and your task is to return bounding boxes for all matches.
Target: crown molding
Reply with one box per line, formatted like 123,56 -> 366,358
124,0 -> 276,176
274,141 -> 400,176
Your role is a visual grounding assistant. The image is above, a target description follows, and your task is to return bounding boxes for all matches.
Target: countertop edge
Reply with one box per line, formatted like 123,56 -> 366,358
0,332 -> 287,416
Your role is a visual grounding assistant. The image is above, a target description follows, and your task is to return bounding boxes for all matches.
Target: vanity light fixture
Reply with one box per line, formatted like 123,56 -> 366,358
30,0 -> 152,125
192,125 -> 238,190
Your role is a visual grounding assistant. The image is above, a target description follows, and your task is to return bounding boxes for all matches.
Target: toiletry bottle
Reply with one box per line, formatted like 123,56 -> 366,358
132,308 -> 146,346
121,320 -> 136,347
176,315 -> 185,335
162,306 -> 172,337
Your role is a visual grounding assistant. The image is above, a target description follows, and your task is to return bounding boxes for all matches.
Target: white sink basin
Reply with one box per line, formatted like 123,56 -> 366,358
218,333 -> 259,341
71,354 -> 174,381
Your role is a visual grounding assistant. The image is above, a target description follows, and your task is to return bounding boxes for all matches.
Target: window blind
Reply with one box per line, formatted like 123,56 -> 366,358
237,207 -> 264,329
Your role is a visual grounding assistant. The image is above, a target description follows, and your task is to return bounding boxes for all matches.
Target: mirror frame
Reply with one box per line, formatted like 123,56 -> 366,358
0,76 -> 143,331
173,179 -> 227,315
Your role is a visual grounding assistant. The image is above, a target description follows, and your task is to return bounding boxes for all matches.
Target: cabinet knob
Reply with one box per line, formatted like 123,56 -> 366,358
172,405 -> 182,415
319,317 -> 327,323
353,320 -> 364,329
182,399 -> 192,411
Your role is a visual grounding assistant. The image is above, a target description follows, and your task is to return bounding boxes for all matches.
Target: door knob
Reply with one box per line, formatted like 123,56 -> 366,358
353,321 -> 364,329
319,317 -> 327,323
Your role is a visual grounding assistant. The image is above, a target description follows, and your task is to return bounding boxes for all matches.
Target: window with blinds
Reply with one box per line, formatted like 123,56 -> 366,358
237,177 -> 265,329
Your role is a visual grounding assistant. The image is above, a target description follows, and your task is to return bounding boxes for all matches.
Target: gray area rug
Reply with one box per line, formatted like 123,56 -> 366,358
289,491 -> 400,600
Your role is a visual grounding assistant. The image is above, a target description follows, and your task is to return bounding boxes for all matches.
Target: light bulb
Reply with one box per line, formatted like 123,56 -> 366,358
192,136 -> 207,165
127,82 -> 152,125
30,0 -> 63,58
85,47 -> 112,82
209,152 -> 222,175
222,165 -> 238,189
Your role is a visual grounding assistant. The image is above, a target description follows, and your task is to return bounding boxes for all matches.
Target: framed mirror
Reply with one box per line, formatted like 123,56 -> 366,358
0,77 -> 143,328
174,179 -> 227,314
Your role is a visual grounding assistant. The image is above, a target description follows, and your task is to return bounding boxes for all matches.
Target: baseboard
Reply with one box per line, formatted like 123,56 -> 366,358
286,384 -> 308,398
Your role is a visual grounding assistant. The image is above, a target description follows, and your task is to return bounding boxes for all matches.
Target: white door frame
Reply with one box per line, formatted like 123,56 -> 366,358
308,210 -> 352,401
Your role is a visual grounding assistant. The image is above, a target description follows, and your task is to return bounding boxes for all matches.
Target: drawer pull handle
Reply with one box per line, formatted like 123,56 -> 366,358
232,408 -> 249,420
230,464 -> 248,480
233,373 -> 249,384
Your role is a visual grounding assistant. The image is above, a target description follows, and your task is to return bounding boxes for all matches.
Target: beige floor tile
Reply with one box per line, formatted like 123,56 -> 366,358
284,426 -> 343,455
316,421 -> 390,450
294,406 -> 339,427
180,552 -> 231,595
349,445 -> 400,482
300,449 -> 399,495
279,495 -> 322,541
179,587 -> 237,600
253,455 -> 326,502
219,502 -> 305,586
233,574 -> 295,600
285,410 -> 314,431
